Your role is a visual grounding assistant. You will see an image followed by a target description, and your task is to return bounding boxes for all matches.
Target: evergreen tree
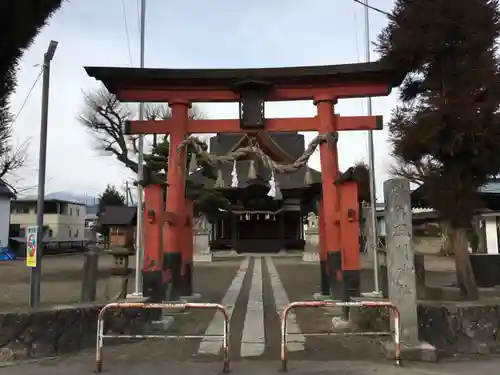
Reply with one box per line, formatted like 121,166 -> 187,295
377,0 -> 500,299
144,136 -> 231,223
1,0 -> 66,184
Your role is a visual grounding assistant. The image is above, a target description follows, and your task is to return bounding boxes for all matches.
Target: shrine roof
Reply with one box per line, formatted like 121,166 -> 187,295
84,61 -> 403,94
188,161 -> 321,191
210,133 -> 304,161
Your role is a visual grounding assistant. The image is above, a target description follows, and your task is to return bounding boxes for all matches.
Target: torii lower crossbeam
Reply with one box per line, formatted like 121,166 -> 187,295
125,116 -> 382,134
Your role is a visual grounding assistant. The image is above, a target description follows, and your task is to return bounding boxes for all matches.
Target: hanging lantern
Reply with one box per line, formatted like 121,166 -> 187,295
256,214 -> 260,221
240,214 -> 244,221
246,213 -> 250,221
232,79 -> 273,130
265,213 -> 270,220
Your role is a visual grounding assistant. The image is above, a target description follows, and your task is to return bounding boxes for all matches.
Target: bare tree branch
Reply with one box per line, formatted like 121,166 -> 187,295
0,106 -> 29,189
78,87 -> 206,176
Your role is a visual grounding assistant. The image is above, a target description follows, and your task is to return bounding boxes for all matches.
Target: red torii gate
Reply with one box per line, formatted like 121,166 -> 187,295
86,62 -> 400,301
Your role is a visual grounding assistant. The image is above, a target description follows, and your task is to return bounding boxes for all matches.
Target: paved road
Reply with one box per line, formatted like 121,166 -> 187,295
0,256 -> 478,375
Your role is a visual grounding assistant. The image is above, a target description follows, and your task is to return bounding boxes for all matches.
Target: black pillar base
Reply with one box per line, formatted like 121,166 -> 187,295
143,270 -> 165,302
342,270 -> 361,300
319,260 -> 329,296
142,270 -> 165,321
327,251 -> 343,300
163,252 -> 182,301
180,261 -> 193,297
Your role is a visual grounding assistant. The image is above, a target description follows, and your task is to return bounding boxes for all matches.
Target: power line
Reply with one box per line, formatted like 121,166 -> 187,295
353,0 -> 392,18
121,0 -> 134,66
136,0 -> 141,35
11,67 -> 43,127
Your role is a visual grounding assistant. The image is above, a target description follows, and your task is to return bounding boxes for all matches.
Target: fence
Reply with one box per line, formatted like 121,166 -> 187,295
280,300 -> 401,371
95,302 -> 230,373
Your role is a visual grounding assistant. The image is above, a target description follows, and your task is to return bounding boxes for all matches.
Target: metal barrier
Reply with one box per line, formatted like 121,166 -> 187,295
96,302 -> 230,373
281,300 -> 401,372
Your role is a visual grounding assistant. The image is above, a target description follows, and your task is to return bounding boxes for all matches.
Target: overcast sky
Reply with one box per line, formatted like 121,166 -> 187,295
10,0 -> 396,200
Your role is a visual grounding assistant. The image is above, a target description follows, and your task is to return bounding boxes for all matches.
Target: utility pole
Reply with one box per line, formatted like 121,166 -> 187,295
30,40 -> 58,308
133,0 -> 146,296
358,0 -> 382,296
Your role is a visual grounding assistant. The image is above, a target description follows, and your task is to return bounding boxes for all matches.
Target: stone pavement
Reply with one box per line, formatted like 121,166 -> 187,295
3,358 -> 500,375
0,256 -> 462,374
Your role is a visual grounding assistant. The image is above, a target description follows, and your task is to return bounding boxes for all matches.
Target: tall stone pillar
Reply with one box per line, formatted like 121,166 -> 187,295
383,178 -> 436,361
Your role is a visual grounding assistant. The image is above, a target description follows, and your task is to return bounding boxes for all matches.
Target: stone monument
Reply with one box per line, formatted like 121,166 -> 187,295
383,178 -> 436,362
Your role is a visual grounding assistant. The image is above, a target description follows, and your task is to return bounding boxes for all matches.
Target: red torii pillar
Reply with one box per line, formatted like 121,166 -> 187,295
162,101 -> 189,301
315,97 -> 343,299
314,96 -> 360,300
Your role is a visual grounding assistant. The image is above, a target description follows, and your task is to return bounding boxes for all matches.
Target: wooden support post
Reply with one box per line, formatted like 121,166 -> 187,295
317,200 -> 329,296
142,184 -> 164,301
315,97 -> 343,300
163,100 -> 189,301
339,181 -> 361,299
180,199 -> 194,297
81,247 -> 99,302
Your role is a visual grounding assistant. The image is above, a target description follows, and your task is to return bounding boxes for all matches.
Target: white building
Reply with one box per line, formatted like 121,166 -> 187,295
10,198 -> 86,241
0,180 -> 15,247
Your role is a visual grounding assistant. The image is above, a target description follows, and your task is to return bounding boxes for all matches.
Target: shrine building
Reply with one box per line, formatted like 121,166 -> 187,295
189,132 -> 321,253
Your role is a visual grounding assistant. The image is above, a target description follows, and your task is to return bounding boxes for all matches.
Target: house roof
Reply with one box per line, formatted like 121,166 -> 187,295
0,180 -> 15,198
85,61 -> 403,99
13,198 -> 86,206
410,179 -> 500,211
100,206 -> 137,226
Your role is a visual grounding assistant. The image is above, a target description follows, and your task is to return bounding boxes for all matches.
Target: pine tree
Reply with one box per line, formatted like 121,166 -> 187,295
144,136 -> 231,223
377,0 -> 500,299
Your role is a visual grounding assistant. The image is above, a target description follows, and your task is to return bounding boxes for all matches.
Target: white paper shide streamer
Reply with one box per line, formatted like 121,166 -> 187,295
267,170 -> 282,200
231,160 -> 239,188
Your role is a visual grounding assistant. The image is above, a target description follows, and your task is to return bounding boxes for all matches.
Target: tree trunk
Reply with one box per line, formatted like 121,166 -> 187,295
452,227 -> 479,300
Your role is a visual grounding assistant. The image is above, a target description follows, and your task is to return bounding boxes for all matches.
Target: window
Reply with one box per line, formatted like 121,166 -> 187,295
75,229 -> 79,238
69,207 -> 73,215
49,229 -> 53,237
76,208 -> 80,216
68,229 -> 72,237
14,206 -> 30,214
